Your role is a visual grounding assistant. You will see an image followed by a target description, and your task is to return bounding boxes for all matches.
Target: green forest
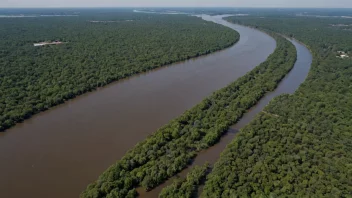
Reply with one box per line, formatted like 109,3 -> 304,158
81,32 -> 297,197
0,12 -> 238,131
201,16 -> 352,197
3,8 -> 350,198
159,163 -> 210,198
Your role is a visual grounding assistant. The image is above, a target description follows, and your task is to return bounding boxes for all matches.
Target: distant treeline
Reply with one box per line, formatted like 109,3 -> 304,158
81,32 -> 296,197
0,12 -> 238,132
202,16 -> 352,197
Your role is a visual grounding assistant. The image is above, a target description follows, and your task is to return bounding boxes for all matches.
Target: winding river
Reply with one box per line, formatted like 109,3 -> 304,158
0,15 -> 311,198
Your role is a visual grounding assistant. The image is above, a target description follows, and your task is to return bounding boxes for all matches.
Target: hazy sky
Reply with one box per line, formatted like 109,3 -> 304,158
1,0 -> 352,8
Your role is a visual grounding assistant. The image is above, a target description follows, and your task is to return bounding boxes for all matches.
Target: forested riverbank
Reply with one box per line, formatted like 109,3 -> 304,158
81,31 -> 296,197
159,164 -> 210,198
202,16 -> 352,197
0,12 -> 238,132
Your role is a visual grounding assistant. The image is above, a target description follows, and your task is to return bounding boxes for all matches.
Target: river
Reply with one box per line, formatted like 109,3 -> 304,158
0,15 -> 279,198
138,17 -> 313,198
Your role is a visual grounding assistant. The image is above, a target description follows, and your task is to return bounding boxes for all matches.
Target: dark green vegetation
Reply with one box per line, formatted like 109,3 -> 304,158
0,12 -> 238,132
202,16 -> 352,197
81,33 -> 296,197
159,163 -> 210,198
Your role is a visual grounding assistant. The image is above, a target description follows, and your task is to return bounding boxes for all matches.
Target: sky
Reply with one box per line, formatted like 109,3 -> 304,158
1,0 -> 352,8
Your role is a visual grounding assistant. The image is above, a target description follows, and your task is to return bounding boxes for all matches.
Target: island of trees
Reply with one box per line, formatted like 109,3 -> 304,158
0,12 -> 238,132
81,31 -> 297,197
201,15 -> 352,198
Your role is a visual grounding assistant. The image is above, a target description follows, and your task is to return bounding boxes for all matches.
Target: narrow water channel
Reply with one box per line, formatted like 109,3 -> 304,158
0,16 -> 276,198
138,23 -> 313,198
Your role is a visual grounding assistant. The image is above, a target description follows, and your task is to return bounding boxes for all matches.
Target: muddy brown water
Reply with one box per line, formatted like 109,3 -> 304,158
0,15 -> 277,198
139,26 -> 313,198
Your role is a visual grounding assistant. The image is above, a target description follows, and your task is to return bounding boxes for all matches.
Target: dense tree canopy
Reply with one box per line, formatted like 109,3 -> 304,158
159,163 -> 210,198
81,32 -> 296,197
0,12 -> 238,131
202,16 -> 352,198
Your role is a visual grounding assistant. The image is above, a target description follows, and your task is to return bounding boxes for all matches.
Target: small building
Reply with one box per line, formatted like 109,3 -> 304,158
336,51 -> 349,58
33,41 -> 63,47
33,43 -> 47,47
